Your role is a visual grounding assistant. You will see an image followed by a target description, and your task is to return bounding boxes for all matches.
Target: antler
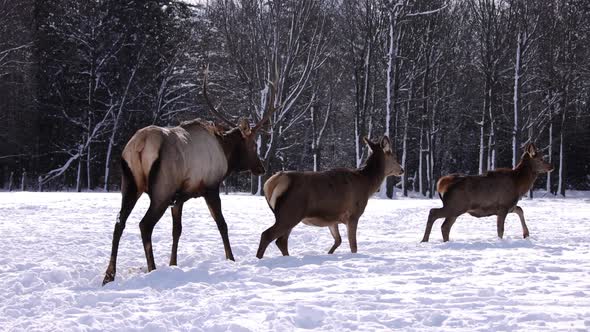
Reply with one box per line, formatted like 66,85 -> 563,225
253,76 -> 280,133
202,65 -> 237,128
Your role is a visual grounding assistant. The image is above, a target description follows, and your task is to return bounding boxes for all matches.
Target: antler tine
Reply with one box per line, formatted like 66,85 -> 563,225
202,65 -> 237,128
253,75 -> 280,132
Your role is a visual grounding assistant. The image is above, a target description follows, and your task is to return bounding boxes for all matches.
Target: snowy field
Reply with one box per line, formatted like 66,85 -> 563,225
1,191 -> 590,331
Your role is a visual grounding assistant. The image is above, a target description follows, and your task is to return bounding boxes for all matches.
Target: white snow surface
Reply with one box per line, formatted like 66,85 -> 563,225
1,191 -> 590,331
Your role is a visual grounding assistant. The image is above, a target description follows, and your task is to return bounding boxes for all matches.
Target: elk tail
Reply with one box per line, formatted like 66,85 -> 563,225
263,172 -> 291,213
121,128 -> 164,194
436,175 -> 459,200
120,158 -> 137,199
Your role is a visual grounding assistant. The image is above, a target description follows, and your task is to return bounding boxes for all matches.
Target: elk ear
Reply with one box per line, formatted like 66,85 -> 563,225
238,118 -> 251,137
380,136 -> 392,152
526,143 -> 537,157
363,136 -> 376,151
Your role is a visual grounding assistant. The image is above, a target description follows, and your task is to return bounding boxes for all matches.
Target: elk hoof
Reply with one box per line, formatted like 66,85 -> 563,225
523,233 -> 530,239
102,272 -> 115,286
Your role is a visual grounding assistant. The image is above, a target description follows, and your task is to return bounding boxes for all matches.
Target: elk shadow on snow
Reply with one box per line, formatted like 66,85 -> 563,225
254,252 -> 384,269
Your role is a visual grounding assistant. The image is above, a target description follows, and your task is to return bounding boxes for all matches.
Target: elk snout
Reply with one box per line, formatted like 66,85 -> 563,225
541,159 -> 554,173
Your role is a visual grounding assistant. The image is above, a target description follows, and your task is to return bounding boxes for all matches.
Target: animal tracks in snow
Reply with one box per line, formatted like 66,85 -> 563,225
0,192 -> 589,331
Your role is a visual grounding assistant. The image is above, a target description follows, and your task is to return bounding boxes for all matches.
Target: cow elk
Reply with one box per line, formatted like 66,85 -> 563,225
102,69 -> 277,285
421,143 -> 553,243
256,136 -> 404,259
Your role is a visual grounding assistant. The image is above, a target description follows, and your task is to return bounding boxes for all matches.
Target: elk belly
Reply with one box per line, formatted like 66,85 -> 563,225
467,209 -> 496,218
301,217 -> 338,227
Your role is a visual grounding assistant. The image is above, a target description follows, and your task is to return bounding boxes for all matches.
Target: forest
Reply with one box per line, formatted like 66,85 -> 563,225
0,0 -> 589,197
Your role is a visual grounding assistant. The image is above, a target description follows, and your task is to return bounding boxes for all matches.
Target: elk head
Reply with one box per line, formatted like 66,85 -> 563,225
522,143 -> 554,174
364,136 -> 404,177
203,67 -> 279,176
232,118 -> 265,175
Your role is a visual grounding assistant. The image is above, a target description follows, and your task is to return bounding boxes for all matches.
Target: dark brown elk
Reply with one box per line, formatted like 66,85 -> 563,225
102,70 -> 277,285
421,143 -> 553,243
256,136 -> 404,259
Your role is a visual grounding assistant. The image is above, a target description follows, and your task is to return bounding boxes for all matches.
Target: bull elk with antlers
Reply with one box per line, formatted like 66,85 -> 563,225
256,136 -> 404,259
421,143 -> 553,243
102,69 -> 278,285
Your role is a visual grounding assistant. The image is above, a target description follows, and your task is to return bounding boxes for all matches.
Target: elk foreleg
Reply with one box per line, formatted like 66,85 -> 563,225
103,187 -> 139,285
204,189 -> 235,261
512,206 -> 529,238
496,210 -> 509,239
275,229 -> 292,256
169,202 -> 184,266
441,216 -> 458,242
328,224 -> 342,254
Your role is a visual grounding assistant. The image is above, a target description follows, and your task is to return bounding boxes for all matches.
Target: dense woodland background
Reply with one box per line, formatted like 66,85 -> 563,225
0,0 -> 589,197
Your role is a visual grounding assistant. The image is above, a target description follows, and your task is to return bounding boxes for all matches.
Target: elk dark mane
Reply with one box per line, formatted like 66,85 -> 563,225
179,118 -> 230,135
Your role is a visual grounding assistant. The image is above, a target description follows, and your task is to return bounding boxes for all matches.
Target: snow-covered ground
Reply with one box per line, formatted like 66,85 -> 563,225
1,191 -> 590,331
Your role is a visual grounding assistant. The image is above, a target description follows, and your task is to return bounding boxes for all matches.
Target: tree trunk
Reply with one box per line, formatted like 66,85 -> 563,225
253,134 -> 263,195
418,124 -> 424,196
401,117 -> 408,197
558,116 -> 566,197
313,147 -> 321,172
478,107 -> 486,174
250,174 -> 258,195
103,66 -> 137,191
557,91 -> 567,197
428,131 -> 434,199
381,12 -> 398,199
512,31 -> 521,168
87,144 -> 91,190
487,87 -> 496,171
354,111 -> 361,167
547,110 -> 553,194
8,172 -> 14,192
21,170 -> 26,191
402,81 -> 412,197
76,158 -> 82,192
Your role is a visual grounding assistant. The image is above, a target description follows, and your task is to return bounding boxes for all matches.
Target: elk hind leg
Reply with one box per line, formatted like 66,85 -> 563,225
103,163 -> 140,286
328,224 -> 342,254
257,204 -> 302,259
441,216 -> 458,242
139,200 -> 168,272
275,229 -> 292,256
169,202 -> 183,266
422,207 -> 449,242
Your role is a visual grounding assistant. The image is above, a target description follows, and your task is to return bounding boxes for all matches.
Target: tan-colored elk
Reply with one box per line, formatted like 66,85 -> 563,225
102,70 -> 277,285
256,136 -> 404,259
421,143 -> 553,243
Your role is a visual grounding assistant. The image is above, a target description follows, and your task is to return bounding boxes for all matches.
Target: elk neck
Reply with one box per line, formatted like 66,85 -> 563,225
218,128 -> 245,175
513,157 -> 538,196
359,150 -> 386,193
